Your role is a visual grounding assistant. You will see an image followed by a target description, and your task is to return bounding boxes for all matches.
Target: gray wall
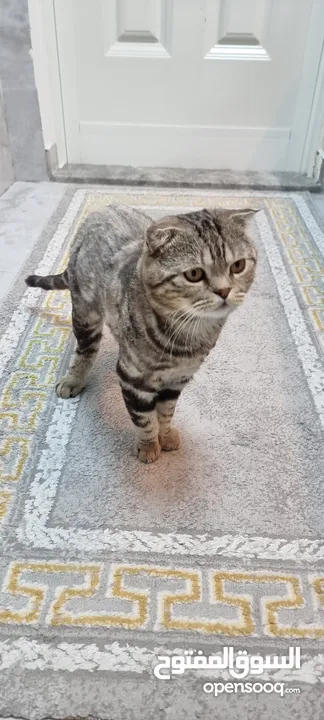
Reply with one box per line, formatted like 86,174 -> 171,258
0,0 -> 47,184
0,79 -> 14,195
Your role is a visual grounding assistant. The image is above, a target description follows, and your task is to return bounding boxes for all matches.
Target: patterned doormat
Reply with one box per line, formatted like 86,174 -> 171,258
0,187 -> 324,719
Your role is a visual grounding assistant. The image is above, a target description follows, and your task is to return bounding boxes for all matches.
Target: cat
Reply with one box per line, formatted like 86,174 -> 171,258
25,204 -> 258,463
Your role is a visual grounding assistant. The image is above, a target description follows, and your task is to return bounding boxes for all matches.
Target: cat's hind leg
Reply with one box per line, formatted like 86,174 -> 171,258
56,304 -> 103,399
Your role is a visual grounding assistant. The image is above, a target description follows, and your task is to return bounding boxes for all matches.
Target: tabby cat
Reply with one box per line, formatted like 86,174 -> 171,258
26,204 -> 258,463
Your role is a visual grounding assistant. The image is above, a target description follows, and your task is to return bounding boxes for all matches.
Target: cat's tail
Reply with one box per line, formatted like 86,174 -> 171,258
25,269 -> 69,291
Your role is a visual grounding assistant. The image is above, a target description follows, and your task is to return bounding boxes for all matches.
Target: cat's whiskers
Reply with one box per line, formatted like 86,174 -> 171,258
185,313 -> 202,355
183,314 -> 196,355
174,301 -> 223,355
182,305 -> 218,355
158,307 -> 195,361
169,311 -> 197,359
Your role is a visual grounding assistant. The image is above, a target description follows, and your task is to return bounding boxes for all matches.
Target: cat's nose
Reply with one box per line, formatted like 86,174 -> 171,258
216,288 -> 231,299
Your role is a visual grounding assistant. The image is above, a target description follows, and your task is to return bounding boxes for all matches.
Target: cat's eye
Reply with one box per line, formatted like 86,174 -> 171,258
230,259 -> 246,274
184,268 -> 205,283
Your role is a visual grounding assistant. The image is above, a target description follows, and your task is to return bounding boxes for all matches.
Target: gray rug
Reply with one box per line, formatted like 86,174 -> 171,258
0,187 -> 324,719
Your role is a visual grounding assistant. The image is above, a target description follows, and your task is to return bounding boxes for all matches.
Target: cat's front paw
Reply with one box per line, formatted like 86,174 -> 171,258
138,439 -> 161,463
159,427 -> 181,452
56,376 -> 85,399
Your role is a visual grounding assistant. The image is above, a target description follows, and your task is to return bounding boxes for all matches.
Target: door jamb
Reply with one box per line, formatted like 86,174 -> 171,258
287,0 -> 324,176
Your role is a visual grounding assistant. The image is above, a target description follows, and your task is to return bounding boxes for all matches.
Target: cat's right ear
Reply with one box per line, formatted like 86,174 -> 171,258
146,223 -> 178,254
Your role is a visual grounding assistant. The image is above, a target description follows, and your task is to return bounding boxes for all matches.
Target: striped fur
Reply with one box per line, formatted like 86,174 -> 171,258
26,204 -> 258,462
25,269 -> 69,290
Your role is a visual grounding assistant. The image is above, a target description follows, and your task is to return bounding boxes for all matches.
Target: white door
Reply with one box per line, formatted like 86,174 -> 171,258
54,0 -> 319,171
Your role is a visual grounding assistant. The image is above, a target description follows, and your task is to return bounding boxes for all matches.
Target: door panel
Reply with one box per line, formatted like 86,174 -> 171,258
103,0 -> 173,57
204,0 -> 272,60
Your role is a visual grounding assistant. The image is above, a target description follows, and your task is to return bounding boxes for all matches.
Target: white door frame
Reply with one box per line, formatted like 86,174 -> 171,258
28,0 -> 68,168
286,0 -> 324,175
299,0 -> 324,178
30,0 -> 324,176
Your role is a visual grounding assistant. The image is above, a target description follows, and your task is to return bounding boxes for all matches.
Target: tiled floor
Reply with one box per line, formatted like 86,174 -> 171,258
0,181 -> 66,303
0,181 -> 323,305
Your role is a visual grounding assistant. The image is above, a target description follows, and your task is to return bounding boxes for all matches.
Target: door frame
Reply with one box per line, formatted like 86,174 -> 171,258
28,0 -> 68,168
285,0 -> 324,175
30,0 -> 324,176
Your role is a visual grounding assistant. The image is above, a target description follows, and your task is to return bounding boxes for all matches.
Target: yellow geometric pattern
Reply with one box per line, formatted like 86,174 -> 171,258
267,198 -> 324,340
0,492 -> 12,523
1,561 -> 324,639
0,289 -> 71,521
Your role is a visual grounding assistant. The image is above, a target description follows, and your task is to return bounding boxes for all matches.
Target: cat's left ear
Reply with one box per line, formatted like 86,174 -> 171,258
146,223 -> 180,254
227,208 -> 260,224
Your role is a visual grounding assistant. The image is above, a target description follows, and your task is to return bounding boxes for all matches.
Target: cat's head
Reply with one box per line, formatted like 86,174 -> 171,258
142,207 -> 259,322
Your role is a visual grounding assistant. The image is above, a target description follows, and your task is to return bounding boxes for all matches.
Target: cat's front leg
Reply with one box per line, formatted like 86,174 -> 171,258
135,407 -> 161,463
118,372 -> 160,462
156,389 -> 181,452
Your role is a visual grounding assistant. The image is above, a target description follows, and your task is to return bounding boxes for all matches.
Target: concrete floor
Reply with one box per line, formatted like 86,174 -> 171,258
0,181 -> 66,303
0,181 -> 324,306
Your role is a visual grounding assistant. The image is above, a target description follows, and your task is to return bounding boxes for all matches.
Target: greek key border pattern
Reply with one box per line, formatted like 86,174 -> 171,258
1,560 -> 324,640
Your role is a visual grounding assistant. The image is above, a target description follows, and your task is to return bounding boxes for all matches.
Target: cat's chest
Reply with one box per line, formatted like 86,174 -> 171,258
150,359 -> 202,390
